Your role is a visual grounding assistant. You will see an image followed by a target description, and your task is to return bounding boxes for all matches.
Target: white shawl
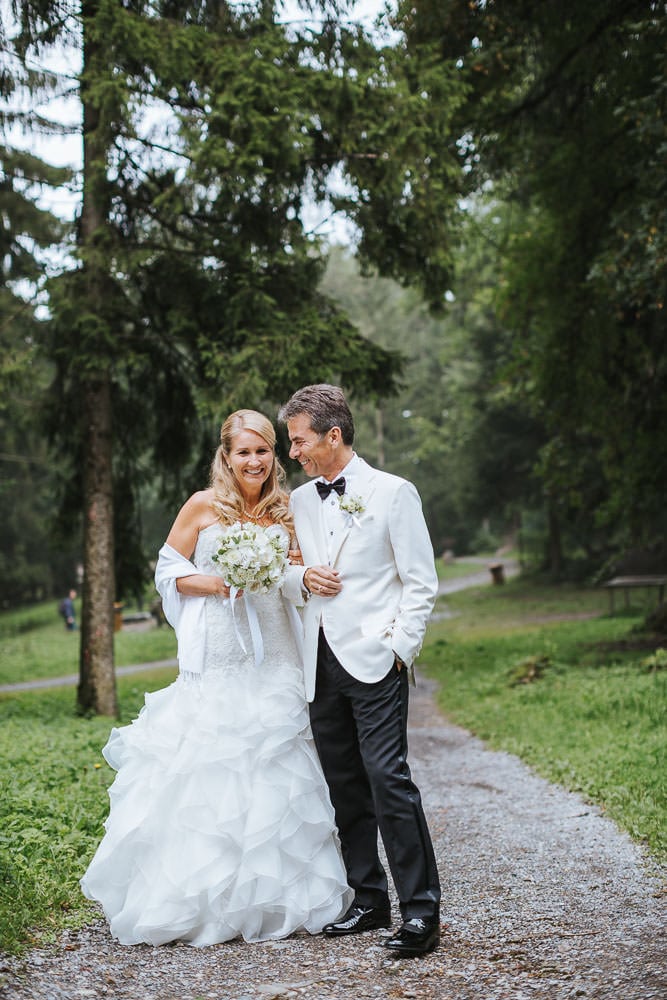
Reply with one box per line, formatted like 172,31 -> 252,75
154,542 -> 207,675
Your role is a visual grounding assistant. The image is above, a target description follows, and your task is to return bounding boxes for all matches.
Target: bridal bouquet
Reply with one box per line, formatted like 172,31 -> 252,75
212,522 -> 287,593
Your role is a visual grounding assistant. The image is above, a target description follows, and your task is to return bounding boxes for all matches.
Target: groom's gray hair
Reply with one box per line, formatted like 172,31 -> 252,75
279,384 -> 355,445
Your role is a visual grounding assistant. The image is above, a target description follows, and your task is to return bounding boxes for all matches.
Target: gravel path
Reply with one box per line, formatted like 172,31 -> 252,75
1,675 -> 664,1000
435,559 -> 520,596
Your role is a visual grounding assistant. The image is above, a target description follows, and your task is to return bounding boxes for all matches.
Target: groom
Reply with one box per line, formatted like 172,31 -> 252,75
279,384 -> 441,958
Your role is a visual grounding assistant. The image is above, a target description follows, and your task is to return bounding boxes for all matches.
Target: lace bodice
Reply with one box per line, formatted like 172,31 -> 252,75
193,522 -> 299,678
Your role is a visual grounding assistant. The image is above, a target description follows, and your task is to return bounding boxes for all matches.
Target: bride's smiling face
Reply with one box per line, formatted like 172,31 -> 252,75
227,430 -> 274,498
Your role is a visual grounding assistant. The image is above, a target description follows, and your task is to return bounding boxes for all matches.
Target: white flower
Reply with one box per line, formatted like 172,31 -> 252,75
338,493 -> 365,517
212,522 -> 287,593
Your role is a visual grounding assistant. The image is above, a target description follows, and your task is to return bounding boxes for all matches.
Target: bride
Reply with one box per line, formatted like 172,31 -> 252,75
80,409 -> 351,946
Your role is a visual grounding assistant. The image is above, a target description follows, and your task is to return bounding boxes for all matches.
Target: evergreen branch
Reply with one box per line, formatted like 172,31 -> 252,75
505,0 -> 646,120
122,135 -> 191,164
0,295 -> 39,331
1,165 -> 71,189
11,10 -> 77,59
275,16 -> 383,27
5,109 -> 79,137
0,47 -> 80,86
0,452 -> 50,467
303,208 -> 340,237
118,240 -> 206,257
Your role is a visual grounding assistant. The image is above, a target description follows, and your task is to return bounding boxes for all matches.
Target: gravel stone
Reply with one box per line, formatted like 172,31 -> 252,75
0,677 -> 664,1000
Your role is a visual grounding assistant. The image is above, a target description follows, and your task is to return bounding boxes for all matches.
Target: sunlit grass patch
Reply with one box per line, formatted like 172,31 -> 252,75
423,582 -> 666,864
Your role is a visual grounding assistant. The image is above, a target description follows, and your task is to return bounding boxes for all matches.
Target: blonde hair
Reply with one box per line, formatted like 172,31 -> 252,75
209,409 -> 292,532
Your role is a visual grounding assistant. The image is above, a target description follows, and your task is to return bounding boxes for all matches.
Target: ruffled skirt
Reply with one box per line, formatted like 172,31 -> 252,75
81,664 -> 351,946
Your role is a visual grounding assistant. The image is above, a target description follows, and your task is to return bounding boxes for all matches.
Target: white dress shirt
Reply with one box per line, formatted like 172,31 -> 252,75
318,454 -> 361,564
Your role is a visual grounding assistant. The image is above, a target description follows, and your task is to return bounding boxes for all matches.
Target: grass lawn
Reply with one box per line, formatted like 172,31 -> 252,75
0,601 -> 177,686
422,578 -> 666,866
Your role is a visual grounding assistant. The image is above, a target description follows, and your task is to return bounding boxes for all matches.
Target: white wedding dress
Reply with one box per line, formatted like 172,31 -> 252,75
81,523 -> 351,947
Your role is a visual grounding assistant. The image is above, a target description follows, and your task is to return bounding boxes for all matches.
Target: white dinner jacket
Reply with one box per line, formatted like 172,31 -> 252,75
283,457 -> 438,702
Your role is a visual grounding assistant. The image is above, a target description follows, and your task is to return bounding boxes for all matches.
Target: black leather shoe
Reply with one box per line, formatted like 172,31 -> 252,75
383,917 -> 440,957
323,903 -> 392,937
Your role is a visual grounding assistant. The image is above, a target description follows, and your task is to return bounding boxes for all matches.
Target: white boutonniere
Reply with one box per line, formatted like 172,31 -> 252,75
338,493 -> 365,526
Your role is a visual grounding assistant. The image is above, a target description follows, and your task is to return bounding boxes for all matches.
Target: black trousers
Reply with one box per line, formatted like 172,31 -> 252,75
309,630 -> 441,922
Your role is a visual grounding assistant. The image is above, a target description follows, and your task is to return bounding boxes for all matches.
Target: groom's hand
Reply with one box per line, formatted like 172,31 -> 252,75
303,565 -> 342,598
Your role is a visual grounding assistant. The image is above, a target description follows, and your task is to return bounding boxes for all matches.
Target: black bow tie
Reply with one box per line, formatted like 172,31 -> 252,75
316,477 -> 346,500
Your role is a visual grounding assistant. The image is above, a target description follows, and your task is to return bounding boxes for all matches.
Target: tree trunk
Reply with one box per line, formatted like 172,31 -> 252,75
375,407 -> 385,468
547,501 -> 563,578
76,0 -> 118,716
77,376 -> 118,716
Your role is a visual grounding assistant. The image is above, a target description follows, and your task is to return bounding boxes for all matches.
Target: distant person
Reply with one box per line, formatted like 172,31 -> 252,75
279,384 -> 441,958
59,589 -> 77,631
81,409 -> 350,946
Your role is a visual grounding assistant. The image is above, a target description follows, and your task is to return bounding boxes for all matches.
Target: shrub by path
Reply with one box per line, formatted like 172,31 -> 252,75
1,676 -> 664,1000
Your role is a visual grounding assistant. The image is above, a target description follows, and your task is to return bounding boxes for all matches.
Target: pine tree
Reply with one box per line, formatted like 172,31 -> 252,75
7,1 -> 465,714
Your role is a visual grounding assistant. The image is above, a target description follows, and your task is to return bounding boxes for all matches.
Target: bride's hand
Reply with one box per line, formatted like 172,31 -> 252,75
288,547 -> 304,566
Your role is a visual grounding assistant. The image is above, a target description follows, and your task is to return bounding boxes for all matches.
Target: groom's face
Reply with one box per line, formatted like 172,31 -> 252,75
287,413 -> 338,480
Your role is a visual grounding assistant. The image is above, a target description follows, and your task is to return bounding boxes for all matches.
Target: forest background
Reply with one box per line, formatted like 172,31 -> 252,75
1,1 -> 665,715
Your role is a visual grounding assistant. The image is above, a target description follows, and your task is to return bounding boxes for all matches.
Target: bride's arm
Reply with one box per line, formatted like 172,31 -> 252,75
175,574 -> 228,598
165,491 -> 230,598
281,563 -> 309,606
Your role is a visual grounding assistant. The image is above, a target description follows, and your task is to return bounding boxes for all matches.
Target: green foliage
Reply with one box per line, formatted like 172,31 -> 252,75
0,305 -> 79,605
641,648 -> 667,674
423,580 -> 667,862
320,240 -> 541,554
0,671 -> 173,953
0,131 -> 74,604
507,650 -> 553,687
395,1 -> 667,568
0,148 -> 68,287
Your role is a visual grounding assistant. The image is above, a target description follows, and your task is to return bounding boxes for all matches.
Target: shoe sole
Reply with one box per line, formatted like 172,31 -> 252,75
384,938 -> 439,957
323,919 -> 392,937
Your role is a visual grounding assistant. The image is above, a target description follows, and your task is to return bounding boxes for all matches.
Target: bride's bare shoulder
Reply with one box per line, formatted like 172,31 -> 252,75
166,489 -> 218,552
189,489 -> 218,523
175,489 -> 217,529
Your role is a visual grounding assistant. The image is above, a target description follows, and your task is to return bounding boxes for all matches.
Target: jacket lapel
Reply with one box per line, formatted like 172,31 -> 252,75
330,462 -> 377,567
300,483 -> 329,565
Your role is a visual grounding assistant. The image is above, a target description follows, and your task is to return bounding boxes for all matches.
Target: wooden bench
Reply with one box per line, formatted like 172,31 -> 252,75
602,575 -> 667,612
